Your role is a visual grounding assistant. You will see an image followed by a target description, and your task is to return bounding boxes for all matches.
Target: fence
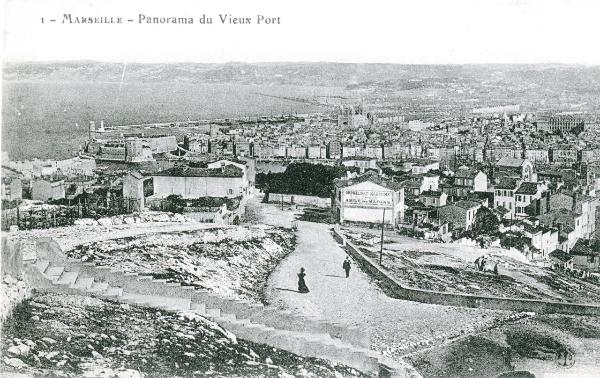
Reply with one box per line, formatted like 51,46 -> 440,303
268,193 -> 331,208
1,198 -> 139,231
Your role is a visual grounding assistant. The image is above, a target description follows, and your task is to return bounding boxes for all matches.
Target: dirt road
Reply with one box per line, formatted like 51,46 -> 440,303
261,209 -> 510,358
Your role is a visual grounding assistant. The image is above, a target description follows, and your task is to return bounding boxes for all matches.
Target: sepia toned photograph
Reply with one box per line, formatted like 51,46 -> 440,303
1,0 -> 600,377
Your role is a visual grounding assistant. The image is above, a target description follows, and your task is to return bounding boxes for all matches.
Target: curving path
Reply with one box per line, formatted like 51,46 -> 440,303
258,201 -> 511,358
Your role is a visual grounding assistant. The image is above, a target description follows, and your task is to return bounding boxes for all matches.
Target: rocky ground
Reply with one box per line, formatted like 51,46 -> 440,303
1,291 -> 367,378
406,313 -> 600,377
8,213 -> 296,304
7,212 -> 212,261
65,225 -> 295,303
344,230 -> 600,303
0,275 -> 30,323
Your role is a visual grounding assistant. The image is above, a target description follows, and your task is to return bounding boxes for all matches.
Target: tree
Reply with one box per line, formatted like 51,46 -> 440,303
500,231 -> 528,251
473,206 -> 500,236
256,163 -> 351,198
164,195 -> 186,214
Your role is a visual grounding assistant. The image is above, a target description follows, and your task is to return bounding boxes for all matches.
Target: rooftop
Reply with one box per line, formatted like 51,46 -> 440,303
496,157 -> 527,168
454,168 -> 481,178
495,178 -> 519,190
571,240 -> 600,257
128,171 -> 145,180
335,171 -> 404,191
515,182 -> 539,195
537,208 -> 581,227
454,200 -> 480,210
549,249 -> 573,262
420,190 -> 443,197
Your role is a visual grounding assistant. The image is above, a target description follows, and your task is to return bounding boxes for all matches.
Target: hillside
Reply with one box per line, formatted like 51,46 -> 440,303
1,292 -> 366,377
4,61 -> 600,90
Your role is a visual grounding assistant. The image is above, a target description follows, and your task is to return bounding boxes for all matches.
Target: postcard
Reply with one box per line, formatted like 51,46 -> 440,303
2,1 -> 600,377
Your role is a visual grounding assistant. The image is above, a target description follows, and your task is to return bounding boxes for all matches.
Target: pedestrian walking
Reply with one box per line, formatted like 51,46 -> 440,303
297,267 -> 309,293
343,256 -> 351,278
474,256 -> 482,271
479,256 -> 487,272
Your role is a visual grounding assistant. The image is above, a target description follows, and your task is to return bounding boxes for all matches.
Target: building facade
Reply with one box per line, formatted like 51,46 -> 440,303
334,177 -> 405,226
32,178 -> 66,202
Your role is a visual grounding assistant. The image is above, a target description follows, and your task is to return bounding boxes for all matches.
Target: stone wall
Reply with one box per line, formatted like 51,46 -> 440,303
269,193 -> 331,208
335,229 -> 600,316
1,238 -> 31,322
1,237 -> 23,278
35,238 -> 67,263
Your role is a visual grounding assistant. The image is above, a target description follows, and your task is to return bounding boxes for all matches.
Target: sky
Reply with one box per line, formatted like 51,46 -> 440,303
2,0 -> 600,64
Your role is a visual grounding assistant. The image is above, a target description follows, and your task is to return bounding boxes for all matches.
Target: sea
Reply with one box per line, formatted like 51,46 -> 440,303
2,81 -> 347,161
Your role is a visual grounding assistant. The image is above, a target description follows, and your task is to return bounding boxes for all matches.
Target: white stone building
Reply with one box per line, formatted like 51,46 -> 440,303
333,173 -> 405,226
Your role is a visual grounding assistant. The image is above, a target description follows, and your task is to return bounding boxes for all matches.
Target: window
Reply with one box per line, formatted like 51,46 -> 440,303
228,189 -> 233,195
143,178 -> 154,197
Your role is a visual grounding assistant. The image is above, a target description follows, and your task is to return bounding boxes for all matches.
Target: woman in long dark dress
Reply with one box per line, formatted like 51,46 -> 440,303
297,267 -> 309,293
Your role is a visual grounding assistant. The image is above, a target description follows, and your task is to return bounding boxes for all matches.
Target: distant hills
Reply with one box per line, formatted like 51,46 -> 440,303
4,61 -> 600,90
3,61 -> 600,161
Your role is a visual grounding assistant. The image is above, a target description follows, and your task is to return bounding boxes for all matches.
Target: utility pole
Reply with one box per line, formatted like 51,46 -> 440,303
379,208 -> 386,265
281,194 -> 284,211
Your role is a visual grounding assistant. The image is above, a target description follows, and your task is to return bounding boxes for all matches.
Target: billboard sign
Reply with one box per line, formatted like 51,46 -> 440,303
343,189 -> 393,208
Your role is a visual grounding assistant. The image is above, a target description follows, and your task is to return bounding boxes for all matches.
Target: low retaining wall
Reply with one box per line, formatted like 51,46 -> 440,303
1,237 -> 23,278
35,238 -> 66,263
1,239 -> 33,322
269,193 -> 331,208
335,229 -> 600,316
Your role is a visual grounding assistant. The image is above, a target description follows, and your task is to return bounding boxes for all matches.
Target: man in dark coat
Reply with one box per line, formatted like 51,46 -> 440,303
343,257 -> 351,278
